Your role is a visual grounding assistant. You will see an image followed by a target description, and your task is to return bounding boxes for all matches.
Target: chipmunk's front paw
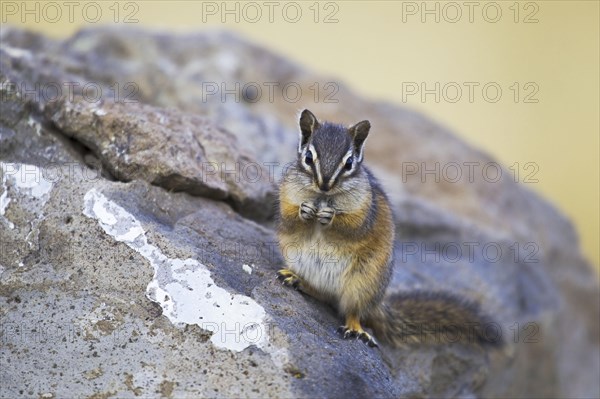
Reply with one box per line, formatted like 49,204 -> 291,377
337,326 -> 379,348
299,202 -> 317,221
276,269 -> 301,289
316,207 -> 335,226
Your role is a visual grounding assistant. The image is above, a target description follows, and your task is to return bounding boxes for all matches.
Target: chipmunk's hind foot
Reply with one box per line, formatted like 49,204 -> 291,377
276,269 -> 301,289
337,317 -> 379,348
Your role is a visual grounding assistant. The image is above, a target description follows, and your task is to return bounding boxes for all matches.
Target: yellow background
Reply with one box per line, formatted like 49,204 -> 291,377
2,1 -> 598,268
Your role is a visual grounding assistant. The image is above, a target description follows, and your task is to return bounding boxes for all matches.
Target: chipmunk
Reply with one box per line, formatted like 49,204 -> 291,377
276,109 -> 502,348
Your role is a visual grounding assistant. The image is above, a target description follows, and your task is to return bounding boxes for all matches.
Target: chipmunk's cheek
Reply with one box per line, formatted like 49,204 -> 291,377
334,179 -> 347,191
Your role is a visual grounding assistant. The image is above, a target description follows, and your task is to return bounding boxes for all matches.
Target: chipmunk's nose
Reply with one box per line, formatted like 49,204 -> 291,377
319,179 -> 332,192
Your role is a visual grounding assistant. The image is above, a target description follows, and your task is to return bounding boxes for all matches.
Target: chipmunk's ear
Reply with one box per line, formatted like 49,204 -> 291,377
349,120 -> 370,161
299,109 -> 319,150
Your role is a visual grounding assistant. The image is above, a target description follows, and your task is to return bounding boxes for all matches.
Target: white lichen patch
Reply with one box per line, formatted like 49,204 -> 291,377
6,163 -> 53,198
93,108 -> 107,116
82,189 -> 275,353
0,170 -> 10,223
242,264 -> 253,274
27,115 -> 42,136
0,162 -> 55,229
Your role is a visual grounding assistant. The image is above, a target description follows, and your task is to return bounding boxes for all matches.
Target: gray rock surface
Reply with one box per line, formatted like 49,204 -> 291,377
45,97 -> 274,220
1,27 -> 598,398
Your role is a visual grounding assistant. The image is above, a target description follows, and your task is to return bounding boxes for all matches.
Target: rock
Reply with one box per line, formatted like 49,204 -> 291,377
44,97 -> 275,221
1,26 -> 598,398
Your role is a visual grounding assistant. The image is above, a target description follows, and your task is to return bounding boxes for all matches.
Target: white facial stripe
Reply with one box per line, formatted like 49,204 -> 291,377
330,149 -> 354,184
329,163 -> 345,187
309,144 -> 323,186
330,150 -> 355,186
300,147 -> 311,173
342,149 -> 354,164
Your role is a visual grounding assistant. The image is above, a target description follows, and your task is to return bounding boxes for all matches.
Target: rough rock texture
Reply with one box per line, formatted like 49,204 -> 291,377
45,97 -> 274,220
1,27 -> 598,398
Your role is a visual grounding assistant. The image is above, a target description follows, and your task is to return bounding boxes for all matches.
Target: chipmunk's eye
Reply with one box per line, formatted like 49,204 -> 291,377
305,151 -> 313,165
344,157 -> 353,171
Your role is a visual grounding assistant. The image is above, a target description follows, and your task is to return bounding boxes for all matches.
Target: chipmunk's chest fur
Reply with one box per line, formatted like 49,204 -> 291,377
277,165 -> 374,300
287,227 -> 351,299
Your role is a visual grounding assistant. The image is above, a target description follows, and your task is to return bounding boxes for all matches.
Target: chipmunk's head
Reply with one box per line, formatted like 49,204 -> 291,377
297,109 -> 370,193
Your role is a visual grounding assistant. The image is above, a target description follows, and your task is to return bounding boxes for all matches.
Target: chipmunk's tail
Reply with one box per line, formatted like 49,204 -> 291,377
365,291 -> 503,348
